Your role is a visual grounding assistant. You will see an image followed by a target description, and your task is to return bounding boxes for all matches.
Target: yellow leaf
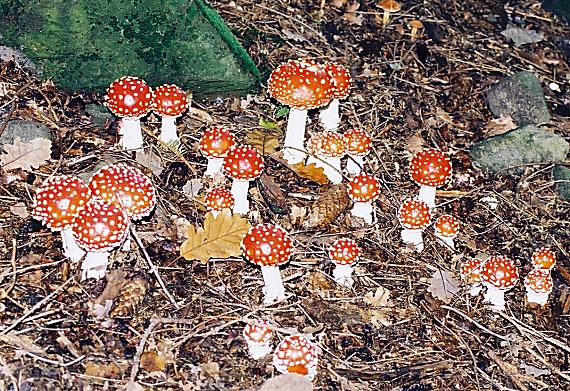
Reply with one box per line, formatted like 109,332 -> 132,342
290,162 -> 329,185
179,210 -> 251,264
245,127 -> 283,154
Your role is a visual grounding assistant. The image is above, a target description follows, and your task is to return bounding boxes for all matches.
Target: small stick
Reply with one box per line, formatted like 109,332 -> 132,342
441,305 -> 510,341
0,239 -> 17,299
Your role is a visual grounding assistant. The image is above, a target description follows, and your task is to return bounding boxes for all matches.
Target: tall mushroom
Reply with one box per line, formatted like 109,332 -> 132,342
241,224 -> 292,304
273,335 -> 318,381
409,149 -> 452,208
199,126 -> 236,177
267,59 -> 333,164
531,247 -> 557,271
524,269 -> 553,306
205,187 -> 234,218
398,198 -> 431,252
319,62 -> 351,131
153,84 -> 188,144
459,258 -> 485,296
344,129 -> 372,175
105,76 -> 153,150
434,214 -> 459,250
329,238 -> 361,287
32,175 -> 90,262
222,146 -> 265,214
242,319 -> 274,359
347,173 -> 380,224
480,256 -> 519,311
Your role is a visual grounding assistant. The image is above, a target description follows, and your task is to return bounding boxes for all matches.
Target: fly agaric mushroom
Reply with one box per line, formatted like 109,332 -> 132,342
409,149 -> 452,208
398,198 -> 431,252
242,319 -> 274,359
205,187 -> 234,218
199,126 -> 236,176
314,131 -> 346,184
241,224 -> 292,304
524,269 -> 553,306
531,247 -> 557,271
71,199 -> 129,280
434,214 -> 459,250
408,20 -> 424,41
105,76 -> 153,150
480,256 -> 519,311
319,62 -> 351,131
344,129 -> 372,175
329,238 -> 360,287
378,0 -> 401,25
32,175 -> 90,262
223,146 -> 265,214
267,59 -> 333,164
459,258 -> 485,296
347,174 -> 380,224
273,335 -> 318,380
153,84 -> 188,144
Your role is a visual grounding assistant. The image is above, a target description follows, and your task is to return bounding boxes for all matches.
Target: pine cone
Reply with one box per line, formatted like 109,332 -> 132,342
110,274 -> 148,318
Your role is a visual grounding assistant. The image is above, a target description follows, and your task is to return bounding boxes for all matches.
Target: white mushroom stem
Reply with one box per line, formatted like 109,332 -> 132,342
526,288 -> 550,306
346,155 -> 364,175
283,108 -> 308,164
319,99 -> 340,131
351,201 -> 373,224
468,283 -> 482,297
121,235 -> 131,252
401,228 -> 424,252
435,232 -> 455,250
231,179 -> 251,214
260,265 -> 285,304
158,116 -> 179,144
333,264 -> 354,287
246,340 -> 273,360
81,251 -> 110,281
205,157 -> 224,176
210,210 -> 221,218
322,156 -> 343,184
120,118 -> 144,150
61,226 -> 85,263
483,284 -> 507,311
418,185 -> 437,208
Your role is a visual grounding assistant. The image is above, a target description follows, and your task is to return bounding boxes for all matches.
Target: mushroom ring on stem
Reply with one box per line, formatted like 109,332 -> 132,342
242,319 -> 274,359
409,149 -> 452,208
199,126 -> 236,176
530,247 -> 557,271
344,128 -> 372,175
397,198 -> 431,252
347,173 -> 380,224
459,258 -> 485,296
32,175 -> 91,262
329,238 -> 361,287
241,224 -> 292,304
524,269 -> 553,306
319,62 -> 351,131
205,187 -> 234,218
105,76 -> 153,150
434,214 -> 459,250
153,84 -> 188,144
267,59 -> 333,164
480,255 -> 519,311
222,145 -> 264,215
273,335 -> 318,380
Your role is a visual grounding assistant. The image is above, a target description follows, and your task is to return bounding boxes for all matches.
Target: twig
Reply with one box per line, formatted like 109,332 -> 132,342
441,305 -> 510,341
25,352 -> 85,367
499,312 -> 570,354
0,239 -> 17,299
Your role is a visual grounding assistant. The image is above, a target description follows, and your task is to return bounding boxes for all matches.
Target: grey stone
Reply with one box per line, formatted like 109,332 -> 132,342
553,165 -> 570,200
258,374 -> 313,391
0,46 -> 36,70
0,120 -> 52,146
469,125 -> 569,174
85,104 -> 113,129
485,71 -> 551,125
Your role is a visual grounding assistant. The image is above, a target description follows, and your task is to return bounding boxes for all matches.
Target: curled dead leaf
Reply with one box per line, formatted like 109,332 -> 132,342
290,162 -> 329,185
244,126 -> 283,154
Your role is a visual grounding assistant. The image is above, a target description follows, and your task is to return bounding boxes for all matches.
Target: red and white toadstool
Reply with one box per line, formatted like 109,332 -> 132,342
434,214 -> 459,250
409,149 -> 452,208
329,238 -> 361,287
205,187 -> 235,218
199,126 -> 236,176
105,76 -> 153,150
242,319 -> 274,359
459,258 -> 485,296
152,84 -> 188,144
267,59 -> 333,164
397,198 -> 431,251
312,131 -> 346,184
524,269 -> 553,306
347,174 -> 380,224
273,335 -> 318,380
241,224 -> 292,304
319,63 -> 352,131
530,247 -> 557,271
222,145 -> 265,214
32,175 -> 91,262
344,129 -> 372,175
480,255 -> 519,311
71,199 -> 129,280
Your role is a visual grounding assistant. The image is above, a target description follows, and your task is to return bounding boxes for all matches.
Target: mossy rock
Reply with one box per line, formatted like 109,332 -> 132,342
0,0 -> 260,96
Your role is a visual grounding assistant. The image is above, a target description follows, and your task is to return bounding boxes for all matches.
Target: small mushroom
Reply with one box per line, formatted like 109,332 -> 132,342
377,0 -> 401,25
273,335 -> 318,380
319,62 -> 351,131
398,198 -> 431,252
153,84 -> 188,144
347,174 -> 380,224
199,126 -> 236,177
329,238 -> 360,287
307,131 -> 346,184
480,256 -> 519,311
459,258 -> 485,296
205,187 -> 234,218
409,149 -> 452,208
434,214 -> 459,250
531,247 -> 557,271
524,269 -> 553,306
242,319 -> 274,359
222,146 -> 265,214
408,20 -> 424,41
344,129 -> 372,175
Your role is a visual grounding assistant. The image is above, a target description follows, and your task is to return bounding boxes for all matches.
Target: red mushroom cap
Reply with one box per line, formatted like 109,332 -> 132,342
531,247 -> 557,270
344,129 -> 372,156
398,198 -> 431,230
243,320 -> 273,344
326,62 -> 352,100
329,238 -> 360,266
71,199 -> 129,252
205,187 -> 235,212
524,269 -> 553,294
306,133 -> 324,155
105,76 -> 153,119
459,258 -> 485,282
434,214 -> 459,238
88,163 -> 156,220
273,335 -> 318,378
267,59 -> 333,110
222,146 -> 265,181
241,224 -> 292,267
480,256 -> 519,290
32,175 -> 90,231
199,126 -> 236,159
318,131 -> 346,157
347,174 -> 380,203
409,149 -> 452,187
153,84 -> 188,117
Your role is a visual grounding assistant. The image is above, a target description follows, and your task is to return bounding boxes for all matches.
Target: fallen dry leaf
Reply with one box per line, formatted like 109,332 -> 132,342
9,202 -> 28,218
405,131 -> 427,155
427,269 -> 460,304
343,2 -> 363,25
140,350 -> 167,372
135,150 -> 164,176
84,361 -> 122,378
364,286 -> 394,327
180,210 -> 251,264
199,362 -> 220,379
245,126 -> 282,154
501,25 -> 544,47
484,115 -> 517,137
0,332 -> 47,356
290,162 -> 329,185
0,137 -> 51,171
258,173 -> 289,214
182,178 -> 203,200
